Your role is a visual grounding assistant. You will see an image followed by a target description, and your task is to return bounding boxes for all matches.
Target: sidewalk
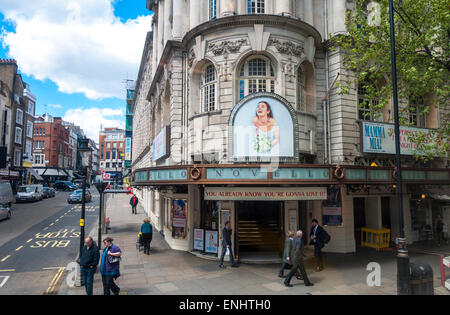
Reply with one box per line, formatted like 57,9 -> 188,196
62,195 -> 450,295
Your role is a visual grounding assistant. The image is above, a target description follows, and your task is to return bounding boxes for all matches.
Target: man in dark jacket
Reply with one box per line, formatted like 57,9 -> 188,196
309,219 -> 327,271
219,221 -> 239,268
279,231 -> 295,278
284,230 -> 313,287
79,236 -> 100,295
130,195 -> 139,215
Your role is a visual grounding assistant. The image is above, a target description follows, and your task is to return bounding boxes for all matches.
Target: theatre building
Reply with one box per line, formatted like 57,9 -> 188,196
131,0 -> 449,262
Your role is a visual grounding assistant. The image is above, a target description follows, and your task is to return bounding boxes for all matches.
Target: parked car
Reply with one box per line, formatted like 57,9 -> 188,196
16,185 -> 44,202
0,204 -> 11,221
53,181 -> 77,191
43,187 -> 56,198
0,181 -> 15,206
72,179 -> 90,188
68,189 -> 92,204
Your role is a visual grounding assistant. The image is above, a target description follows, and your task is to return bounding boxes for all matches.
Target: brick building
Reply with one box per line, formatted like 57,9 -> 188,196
99,127 -> 125,179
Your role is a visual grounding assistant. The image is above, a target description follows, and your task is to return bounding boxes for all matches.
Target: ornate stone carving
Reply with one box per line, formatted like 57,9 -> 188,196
269,38 -> 304,56
188,50 -> 196,68
207,39 -> 247,58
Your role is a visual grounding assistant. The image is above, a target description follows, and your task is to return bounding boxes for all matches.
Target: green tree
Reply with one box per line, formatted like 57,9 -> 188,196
332,0 -> 449,161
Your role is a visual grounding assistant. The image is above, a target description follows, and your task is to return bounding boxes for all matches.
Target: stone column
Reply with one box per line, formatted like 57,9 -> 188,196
190,0 -> 201,29
164,0 -> 172,45
333,0 -> 347,34
276,0 -> 292,16
303,0 -> 313,25
220,0 -> 236,17
157,1 -> 165,61
152,21 -> 158,78
173,0 -> 187,40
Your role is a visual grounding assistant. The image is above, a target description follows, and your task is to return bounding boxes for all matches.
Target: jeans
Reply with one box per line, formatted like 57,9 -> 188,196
81,267 -> 95,295
102,275 -> 120,295
142,233 -> 152,254
219,244 -> 235,265
132,205 -> 137,214
314,246 -> 324,269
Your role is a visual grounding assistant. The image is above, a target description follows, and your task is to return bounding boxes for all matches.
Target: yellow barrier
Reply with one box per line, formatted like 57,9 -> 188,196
361,228 -> 391,251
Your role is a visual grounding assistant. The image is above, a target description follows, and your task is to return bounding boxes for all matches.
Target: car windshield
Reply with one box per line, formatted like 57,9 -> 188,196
18,186 -> 34,193
72,190 -> 83,195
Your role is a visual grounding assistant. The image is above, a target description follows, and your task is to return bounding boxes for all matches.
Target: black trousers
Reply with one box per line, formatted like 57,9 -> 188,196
314,246 -> 324,269
102,275 -> 120,295
142,233 -> 152,254
132,205 -> 137,214
219,244 -> 236,265
284,261 -> 311,285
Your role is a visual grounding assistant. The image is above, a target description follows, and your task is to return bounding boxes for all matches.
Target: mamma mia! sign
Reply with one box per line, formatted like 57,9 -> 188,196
361,122 -> 437,156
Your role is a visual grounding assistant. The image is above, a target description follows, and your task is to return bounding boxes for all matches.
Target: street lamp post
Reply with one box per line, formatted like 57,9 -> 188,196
94,180 -> 108,249
388,0 -> 409,295
77,138 -> 92,257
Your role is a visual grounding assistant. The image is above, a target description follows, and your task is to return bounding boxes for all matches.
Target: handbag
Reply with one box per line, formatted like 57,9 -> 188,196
107,254 -> 121,264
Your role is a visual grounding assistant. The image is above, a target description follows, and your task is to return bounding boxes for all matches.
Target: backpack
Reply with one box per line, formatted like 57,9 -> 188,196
323,229 -> 331,244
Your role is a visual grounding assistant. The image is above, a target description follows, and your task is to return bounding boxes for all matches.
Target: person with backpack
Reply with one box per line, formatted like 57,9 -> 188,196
309,219 -> 330,272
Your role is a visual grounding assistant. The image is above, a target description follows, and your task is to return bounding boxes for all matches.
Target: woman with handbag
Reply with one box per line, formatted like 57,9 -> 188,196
100,237 -> 122,295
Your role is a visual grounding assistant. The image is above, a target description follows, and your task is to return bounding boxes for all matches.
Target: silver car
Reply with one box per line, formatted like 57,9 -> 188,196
0,204 -> 11,221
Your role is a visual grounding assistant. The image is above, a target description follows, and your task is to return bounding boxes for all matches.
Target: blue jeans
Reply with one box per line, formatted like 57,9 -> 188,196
81,267 -> 95,295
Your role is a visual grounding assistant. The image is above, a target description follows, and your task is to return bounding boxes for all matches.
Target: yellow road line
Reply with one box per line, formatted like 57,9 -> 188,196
45,267 -> 65,294
0,269 -> 15,272
15,246 -> 23,251
26,239 -> 33,243
49,223 -> 54,226
1,255 -> 11,262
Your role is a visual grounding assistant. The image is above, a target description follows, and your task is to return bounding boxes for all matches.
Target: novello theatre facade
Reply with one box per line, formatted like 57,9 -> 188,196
131,1 -> 450,262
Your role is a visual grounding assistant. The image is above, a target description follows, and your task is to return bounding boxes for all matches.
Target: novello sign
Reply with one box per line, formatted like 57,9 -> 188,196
204,187 -> 327,201
361,122 -> 440,155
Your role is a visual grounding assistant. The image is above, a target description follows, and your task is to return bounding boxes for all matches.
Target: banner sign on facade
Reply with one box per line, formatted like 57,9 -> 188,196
172,199 -> 187,239
361,121 -> 443,156
152,126 -> 170,161
322,207 -> 343,226
125,138 -> 132,161
194,229 -> 204,251
205,187 -> 327,201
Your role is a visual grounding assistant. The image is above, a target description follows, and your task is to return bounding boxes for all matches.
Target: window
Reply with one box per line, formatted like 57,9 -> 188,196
27,100 -> 35,115
14,150 -> 21,167
409,96 -> 426,127
106,151 -> 110,159
209,0 -> 217,20
107,143 -> 111,148
201,64 -> 217,112
113,142 -> 117,148
248,0 -> 265,13
16,109 -> 23,125
358,84 -> 378,121
33,154 -> 45,166
25,140 -> 32,160
298,69 -> 306,111
15,127 -> 22,144
106,162 -> 110,168
239,57 -> 275,98
26,121 -> 33,138
119,142 -> 123,148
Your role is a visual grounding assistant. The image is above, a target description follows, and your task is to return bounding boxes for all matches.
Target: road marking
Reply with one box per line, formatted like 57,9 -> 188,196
1,255 -> 11,262
27,239 -> 33,243
0,270 -> 15,273
55,219 -> 59,222
49,223 -> 54,226
15,246 -> 23,251
0,276 -> 9,289
45,267 -> 65,294
42,267 -> 62,270
43,227 -> 48,231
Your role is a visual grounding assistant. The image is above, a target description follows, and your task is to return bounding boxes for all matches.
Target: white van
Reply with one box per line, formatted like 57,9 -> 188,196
0,181 -> 15,206
16,184 -> 44,202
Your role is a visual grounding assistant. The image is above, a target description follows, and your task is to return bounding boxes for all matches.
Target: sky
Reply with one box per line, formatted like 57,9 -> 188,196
0,0 -> 153,141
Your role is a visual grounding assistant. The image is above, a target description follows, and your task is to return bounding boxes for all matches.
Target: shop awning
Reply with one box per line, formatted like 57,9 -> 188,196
425,188 -> 450,201
41,169 -> 68,177
29,168 -> 44,181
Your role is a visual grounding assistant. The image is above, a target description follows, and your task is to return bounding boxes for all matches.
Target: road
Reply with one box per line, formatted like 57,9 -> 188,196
0,190 -> 99,295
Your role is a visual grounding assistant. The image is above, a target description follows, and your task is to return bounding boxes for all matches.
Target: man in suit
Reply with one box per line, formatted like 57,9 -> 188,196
309,219 -> 326,271
219,221 -> 239,268
279,231 -> 295,278
284,230 -> 313,287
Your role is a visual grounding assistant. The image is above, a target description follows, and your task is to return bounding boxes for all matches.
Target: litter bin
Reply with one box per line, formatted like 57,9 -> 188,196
409,261 -> 434,295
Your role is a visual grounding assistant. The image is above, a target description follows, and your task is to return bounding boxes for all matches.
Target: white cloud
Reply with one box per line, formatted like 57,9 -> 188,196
63,107 -> 124,140
0,0 -> 152,100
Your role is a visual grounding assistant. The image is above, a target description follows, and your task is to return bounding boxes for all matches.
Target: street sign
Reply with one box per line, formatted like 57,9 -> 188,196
103,173 -> 110,180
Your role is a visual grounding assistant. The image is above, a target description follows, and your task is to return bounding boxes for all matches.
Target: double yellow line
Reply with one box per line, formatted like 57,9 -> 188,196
45,267 -> 65,295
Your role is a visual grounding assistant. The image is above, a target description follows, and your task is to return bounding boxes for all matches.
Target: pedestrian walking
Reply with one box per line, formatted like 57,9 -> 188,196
130,194 -> 139,215
279,231 -> 295,278
78,236 -> 100,295
309,219 -> 330,271
284,230 -> 313,287
100,237 -> 122,295
140,218 -> 153,255
219,221 -> 239,268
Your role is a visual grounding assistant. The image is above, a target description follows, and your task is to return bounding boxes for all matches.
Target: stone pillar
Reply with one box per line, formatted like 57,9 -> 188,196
173,0 -> 187,40
152,22 -> 158,78
157,1 -> 165,61
304,0 -> 313,25
333,0 -> 347,34
276,0 -> 292,16
365,196 -> 382,230
190,0 -> 201,29
220,0 -> 236,17
164,0 -> 172,45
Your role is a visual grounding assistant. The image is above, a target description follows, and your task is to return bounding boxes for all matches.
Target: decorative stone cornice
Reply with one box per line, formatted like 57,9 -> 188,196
207,39 -> 248,58
269,38 -> 304,56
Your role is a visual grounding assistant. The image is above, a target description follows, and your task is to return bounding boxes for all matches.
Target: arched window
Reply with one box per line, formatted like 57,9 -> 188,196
201,64 -> 217,112
238,57 -> 275,99
248,0 -> 265,14
297,68 -> 306,111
